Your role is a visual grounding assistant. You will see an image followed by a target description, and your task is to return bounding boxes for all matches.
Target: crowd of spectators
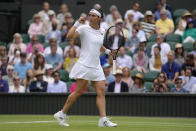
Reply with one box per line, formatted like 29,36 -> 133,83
1,0 -> 196,94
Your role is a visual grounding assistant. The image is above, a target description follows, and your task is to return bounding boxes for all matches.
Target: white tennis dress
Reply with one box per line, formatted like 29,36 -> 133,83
69,25 -> 106,81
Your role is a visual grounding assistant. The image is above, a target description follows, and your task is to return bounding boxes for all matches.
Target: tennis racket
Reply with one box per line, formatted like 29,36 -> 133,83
103,25 -> 125,74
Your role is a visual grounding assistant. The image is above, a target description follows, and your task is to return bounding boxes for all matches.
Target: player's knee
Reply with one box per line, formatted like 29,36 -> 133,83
74,89 -> 84,96
97,87 -> 105,96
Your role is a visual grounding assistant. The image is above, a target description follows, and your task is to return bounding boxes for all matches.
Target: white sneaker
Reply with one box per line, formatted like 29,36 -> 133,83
98,117 -> 117,127
54,111 -> 69,127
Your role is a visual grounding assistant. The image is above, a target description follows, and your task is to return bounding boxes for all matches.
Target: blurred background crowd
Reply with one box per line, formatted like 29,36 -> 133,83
0,0 -> 196,94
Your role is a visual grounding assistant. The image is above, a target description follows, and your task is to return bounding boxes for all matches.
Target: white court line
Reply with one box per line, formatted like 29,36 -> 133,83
0,120 -> 196,128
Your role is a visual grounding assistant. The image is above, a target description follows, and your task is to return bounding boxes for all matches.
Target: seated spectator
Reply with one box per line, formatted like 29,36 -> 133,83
3,65 -> 15,87
151,34 -> 171,58
108,69 -> 129,93
171,77 -> 186,93
0,70 -> 8,92
107,10 -> 122,27
42,10 -> 61,35
44,38 -> 63,56
114,19 -> 129,40
161,51 -> 181,83
130,73 -> 145,93
122,67 -> 133,87
63,12 -> 74,25
103,63 -> 115,90
45,44 -> 63,71
28,14 -> 44,38
105,5 -> 119,26
125,11 -> 134,32
0,56 -> 8,76
38,1 -> 54,22
134,40 -> 151,57
190,42 -> 196,55
149,46 -> 167,72
181,54 -> 196,76
14,53 -> 32,80
124,2 -> 144,22
129,22 -> 146,42
117,47 -> 133,69
152,72 -> 168,92
61,15 -> 74,42
160,0 -> 172,13
133,47 -> 149,73
22,69 -> 35,92
29,70 -> 48,92
45,20 -> 61,45
179,67 -> 196,92
64,48 -> 78,73
182,18 -> 196,43
9,75 -> 25,93
9,48 -> 21,65
43,64 -> 54,84
175,12 -> 192,36
155,9 -> 174,36
64,39 -> 80,58
57,3 -> 68,25
26,35 -> 44,53
174,44 -> 186,66
193,10 -> 196,27
141,10 -> 156,39
0,46 -> 6,65
47,71 -> 67,93
27,44 -> 43,65
154,1 -> 172,21
125,29 -> 140,53
8,33 -> 27,56
33,53 -> 46,72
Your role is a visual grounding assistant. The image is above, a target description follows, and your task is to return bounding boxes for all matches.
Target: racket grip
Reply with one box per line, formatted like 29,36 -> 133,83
113,60 -> 116,74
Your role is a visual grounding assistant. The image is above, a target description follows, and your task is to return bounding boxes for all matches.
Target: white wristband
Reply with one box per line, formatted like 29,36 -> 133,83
105,49 -> 111,54
73,21 -> 80,28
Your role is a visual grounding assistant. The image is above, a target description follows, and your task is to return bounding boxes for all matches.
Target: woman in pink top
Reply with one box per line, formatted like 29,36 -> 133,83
8,33 -> 27,56
28,14 -> 44,38
26,35 -> 44,53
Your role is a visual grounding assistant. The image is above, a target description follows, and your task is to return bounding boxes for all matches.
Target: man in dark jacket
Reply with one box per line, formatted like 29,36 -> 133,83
108,69 -> 129,93
29,70 -> 48,92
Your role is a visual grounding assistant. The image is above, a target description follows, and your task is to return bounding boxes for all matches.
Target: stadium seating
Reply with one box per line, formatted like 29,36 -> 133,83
60,41 -> 69,50
165,34 -> 182,43
131,70 -> 143,77
168,41 -> 177,50
173,9 -> 189,19
148,34 -> 157,42
37,35 -> 45,43
146,41 -> 156,50
144,82 -> 153,92
26,19 -> 33,31
144,71 -> 159,82
126,50 -> 133,57
183,42 -> 194,52
57,69 -> 70,82
21,34 -> 30,44
43,42 -> 50,48
0,41 -> 6,46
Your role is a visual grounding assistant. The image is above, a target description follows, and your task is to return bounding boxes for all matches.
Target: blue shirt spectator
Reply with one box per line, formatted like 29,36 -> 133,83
0,70 -> 9,92
154,9 -> 172,21
14,53 -> 32,80
171,87 -> 186,93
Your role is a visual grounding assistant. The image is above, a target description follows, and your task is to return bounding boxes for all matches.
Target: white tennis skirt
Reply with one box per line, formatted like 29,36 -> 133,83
69,62 -> 106,81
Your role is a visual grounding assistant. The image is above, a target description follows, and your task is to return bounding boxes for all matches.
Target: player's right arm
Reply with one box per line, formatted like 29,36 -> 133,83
67,17 -> 85,40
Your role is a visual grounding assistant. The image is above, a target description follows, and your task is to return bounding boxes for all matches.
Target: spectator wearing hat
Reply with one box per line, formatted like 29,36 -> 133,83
14,53 -> 32,80
141,10 -> 156,39
44,38 -> 63,56
38,1 -> 54,22
29,70 -> 48,92
43,64 -> 54,84
161,51 -> 181,83
0,70 -> 9,92
28,14 -> 44,38
124,2 -> 144,22
122,67 -> 133,88
108,69 -> 129,93
171,77 -> 186,93
149,46 -> 167,72
9,75 -> 25,93
26,35 -> 44,54
45,44 -> 63,71
130,73 -> 145,93
181,54 -> 196,76
174,43 -> 186,66
3,65 -> 15,87
152,72 -> 168,92
103,63 -> 115,90
129,22 -> 146,42
8,33 -> 27,57
182,18 -> 196,44
151,34 -> 171,58
133,47 -> 149,73
125,29 -> 140,53
47,71 -> 67,93
117,47 -> 133,69
155,9 -> 174,36
154,1 -> 172,21
0,56 -> 8,76
115,19 -> 129,40
175,12 -> 192,36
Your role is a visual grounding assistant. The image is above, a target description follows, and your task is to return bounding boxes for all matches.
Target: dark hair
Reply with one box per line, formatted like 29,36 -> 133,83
20,53 -> 26,58
154,46 -> 161,51
186,54 -> 194,60
52,71 -> 60,77
185,66 -> 192,72
34,54 -> 45,70
175,77 -> 182,84
94,8 -> 104,18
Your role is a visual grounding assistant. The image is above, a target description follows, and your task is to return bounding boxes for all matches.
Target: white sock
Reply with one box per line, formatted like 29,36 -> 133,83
100,117 -> 107,121
59,110 -> 67,117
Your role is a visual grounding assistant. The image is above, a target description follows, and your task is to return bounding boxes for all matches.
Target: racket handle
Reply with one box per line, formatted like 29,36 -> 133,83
113,60 -> 116,74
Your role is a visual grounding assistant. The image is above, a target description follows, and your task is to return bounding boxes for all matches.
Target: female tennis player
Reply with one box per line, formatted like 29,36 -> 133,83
54,8 -> 117,127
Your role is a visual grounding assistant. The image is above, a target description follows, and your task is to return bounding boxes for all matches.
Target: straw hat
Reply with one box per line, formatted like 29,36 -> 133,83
182,12 -> 192,17
145,10 -> 154,17
34,70 -> 44,77
175,43 -> 183,49
132,73 -> 144,81
114,69 -> 123,75
115,19 -> 123,24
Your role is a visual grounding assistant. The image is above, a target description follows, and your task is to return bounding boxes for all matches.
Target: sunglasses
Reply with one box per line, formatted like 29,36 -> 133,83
159,75 -> 165,78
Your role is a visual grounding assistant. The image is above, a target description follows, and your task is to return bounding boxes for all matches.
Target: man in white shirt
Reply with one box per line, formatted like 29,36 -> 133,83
47,71 -> 67,93
44,38 -> 63,56
124,2 -> 144,22
151,34 -> 170,58
64,39 -> 80,58
38,1 -> 54,22
117,47 -> 133,69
